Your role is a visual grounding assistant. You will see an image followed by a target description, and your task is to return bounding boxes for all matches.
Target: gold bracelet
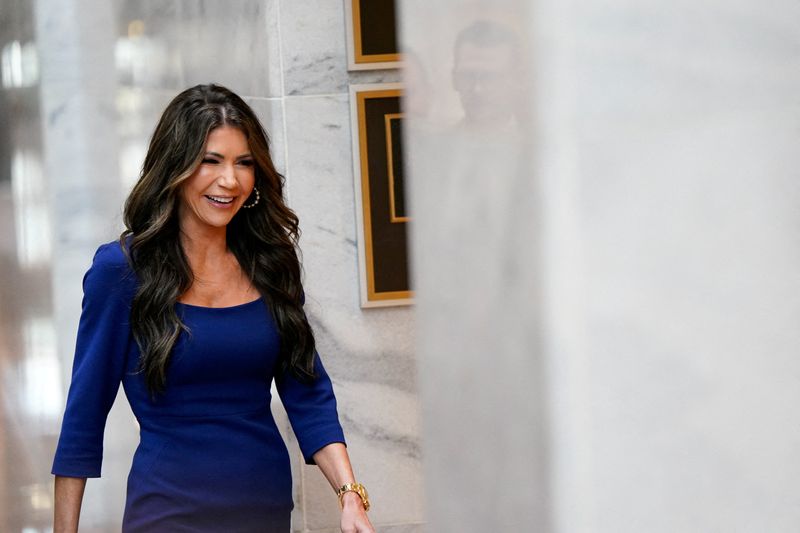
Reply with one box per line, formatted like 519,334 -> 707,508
336,482 -> 370,512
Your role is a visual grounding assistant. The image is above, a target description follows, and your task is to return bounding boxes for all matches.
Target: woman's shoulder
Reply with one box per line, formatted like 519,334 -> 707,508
92,236 -> 132,267
85,236 -> 137,289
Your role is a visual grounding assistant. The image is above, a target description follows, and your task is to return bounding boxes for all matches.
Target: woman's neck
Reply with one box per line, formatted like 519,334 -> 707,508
179,227 -> 230,269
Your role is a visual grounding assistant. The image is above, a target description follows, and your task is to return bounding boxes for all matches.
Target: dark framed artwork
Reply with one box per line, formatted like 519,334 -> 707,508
344,0 -> 402,70
349,83 -> 412,307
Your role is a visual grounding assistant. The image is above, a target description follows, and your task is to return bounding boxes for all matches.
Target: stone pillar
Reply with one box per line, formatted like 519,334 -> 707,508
400,0 -> 800,531
34,0 -> 130,527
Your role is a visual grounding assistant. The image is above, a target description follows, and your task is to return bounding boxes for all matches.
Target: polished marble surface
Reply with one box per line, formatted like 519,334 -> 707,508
278,0 -> 399,96
400,0 -> 800,532
283,93 -> 422,530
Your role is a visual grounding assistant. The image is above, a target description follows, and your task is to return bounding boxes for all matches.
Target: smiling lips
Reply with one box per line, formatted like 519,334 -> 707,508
204,195 -> 236,208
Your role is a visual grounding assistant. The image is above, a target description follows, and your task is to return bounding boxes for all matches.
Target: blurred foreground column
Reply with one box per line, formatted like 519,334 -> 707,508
401,0 -> 800,531
401,2 -> 549,531
34,0 -> 130,528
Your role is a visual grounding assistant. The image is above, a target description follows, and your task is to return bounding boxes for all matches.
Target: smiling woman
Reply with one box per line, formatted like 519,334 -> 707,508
180,126 -> 256,220
50,84 -> 374,533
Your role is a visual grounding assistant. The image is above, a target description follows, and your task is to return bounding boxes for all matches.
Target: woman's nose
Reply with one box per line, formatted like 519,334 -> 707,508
217,164 -> 237,186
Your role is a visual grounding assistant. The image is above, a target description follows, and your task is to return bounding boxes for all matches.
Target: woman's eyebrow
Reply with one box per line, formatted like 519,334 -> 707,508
205,151 -> 253,160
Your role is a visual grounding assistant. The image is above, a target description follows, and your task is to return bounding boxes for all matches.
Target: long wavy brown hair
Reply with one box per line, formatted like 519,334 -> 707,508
120,83 -> 316,395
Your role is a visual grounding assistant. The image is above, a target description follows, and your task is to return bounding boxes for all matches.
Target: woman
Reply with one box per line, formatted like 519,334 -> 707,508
52,84 -> 374,533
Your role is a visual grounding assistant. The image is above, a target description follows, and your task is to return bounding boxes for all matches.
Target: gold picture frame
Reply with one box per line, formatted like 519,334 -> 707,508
344,0 -> 403,71
349,83 -> 412,307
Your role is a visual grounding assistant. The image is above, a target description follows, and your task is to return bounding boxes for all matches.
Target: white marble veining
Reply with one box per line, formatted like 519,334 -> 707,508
245,97 -> 287,174
283,93 -> 423,531
278,0 -> 348,96
278,0 -> 400,96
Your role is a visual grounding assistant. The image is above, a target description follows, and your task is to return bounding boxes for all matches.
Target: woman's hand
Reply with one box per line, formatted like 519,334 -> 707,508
340,491 -> 375,533
311,443 -> 375,532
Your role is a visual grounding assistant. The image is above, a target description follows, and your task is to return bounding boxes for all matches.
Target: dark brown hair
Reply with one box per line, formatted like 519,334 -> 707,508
120,83 -> 316,395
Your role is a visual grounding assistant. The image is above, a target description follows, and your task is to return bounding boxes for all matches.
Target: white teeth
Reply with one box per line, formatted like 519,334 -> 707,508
206,195 -> 234,204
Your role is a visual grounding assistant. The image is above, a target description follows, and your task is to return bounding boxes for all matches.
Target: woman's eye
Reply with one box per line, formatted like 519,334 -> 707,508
239,160 -> 254,167
202,158 -> 219,164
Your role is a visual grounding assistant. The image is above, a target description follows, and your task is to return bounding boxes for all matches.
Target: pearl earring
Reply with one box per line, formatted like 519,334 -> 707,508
242,187 -> 260,209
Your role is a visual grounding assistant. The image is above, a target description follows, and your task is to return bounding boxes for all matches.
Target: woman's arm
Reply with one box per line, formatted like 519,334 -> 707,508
51,243 -> 135,529
313,443 -> 375,533
53,475 -> 86,533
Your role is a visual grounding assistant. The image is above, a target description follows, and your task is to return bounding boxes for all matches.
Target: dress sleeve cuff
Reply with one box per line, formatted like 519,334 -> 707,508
51,457 -> 102,478
299,426 -> 347,465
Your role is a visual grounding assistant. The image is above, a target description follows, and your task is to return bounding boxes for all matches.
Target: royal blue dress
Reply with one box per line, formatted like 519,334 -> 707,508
51,240 -> 347,532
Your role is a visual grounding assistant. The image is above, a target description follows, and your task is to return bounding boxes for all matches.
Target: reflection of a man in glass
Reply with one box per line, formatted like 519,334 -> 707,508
401,49 -> 432,119
452,21 -> 522,130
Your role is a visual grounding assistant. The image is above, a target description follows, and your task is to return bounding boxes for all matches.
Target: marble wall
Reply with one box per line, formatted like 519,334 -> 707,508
4,0 -> 423,531
400,0 -> 800,532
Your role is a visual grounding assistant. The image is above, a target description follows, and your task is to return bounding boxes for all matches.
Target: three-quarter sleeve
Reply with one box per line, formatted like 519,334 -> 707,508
51,243 -> 134,478
275,291 -> 346,464
276,350 -> 347,465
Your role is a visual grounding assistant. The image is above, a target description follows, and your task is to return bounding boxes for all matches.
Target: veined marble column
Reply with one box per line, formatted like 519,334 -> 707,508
400,2 -> 550,531
34,0 -> 132,527
400,0 -> 800,531
34,0 -> 121,250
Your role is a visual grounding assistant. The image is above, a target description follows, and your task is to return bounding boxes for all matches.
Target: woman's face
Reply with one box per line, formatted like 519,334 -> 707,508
178,125 -> 256,232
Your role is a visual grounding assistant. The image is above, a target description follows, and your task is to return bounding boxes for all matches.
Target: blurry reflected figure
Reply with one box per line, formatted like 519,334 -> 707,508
400,49 -> 432,120
452,20 -> 524,131
407,17 -> 532,275
403,14 -> 545,533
